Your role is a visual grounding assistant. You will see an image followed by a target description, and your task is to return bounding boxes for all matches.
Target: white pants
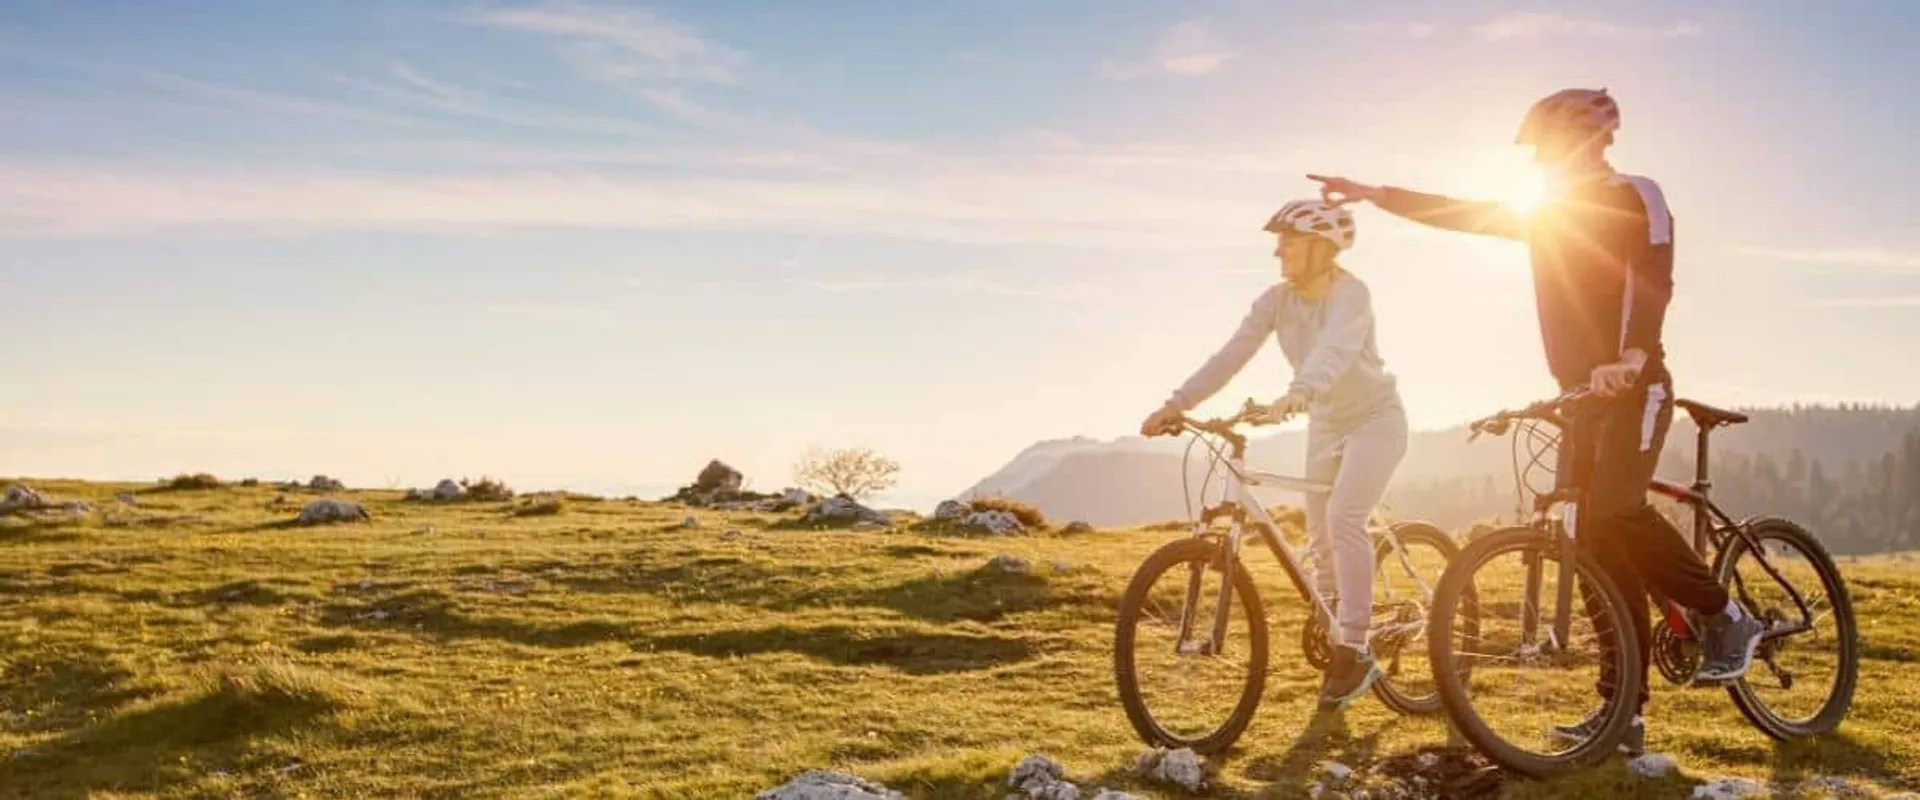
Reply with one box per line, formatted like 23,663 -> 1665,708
1304,401 -> 1410,649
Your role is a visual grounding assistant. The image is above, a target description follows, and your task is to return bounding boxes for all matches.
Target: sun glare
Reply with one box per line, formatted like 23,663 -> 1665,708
1501,173 -> 1548,212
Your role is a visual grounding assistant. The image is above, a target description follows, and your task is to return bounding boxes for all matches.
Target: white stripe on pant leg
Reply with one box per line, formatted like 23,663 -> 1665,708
1641,382 -> 1666,453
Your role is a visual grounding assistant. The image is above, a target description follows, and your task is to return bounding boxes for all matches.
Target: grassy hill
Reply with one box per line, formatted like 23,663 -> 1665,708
2,478 -> 1916,798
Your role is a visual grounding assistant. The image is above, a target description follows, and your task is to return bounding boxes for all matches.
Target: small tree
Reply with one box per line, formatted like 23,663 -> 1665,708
792,445 -> 901,501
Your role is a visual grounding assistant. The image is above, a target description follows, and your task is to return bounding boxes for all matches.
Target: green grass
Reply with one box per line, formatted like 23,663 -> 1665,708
1,477 -> 1916,799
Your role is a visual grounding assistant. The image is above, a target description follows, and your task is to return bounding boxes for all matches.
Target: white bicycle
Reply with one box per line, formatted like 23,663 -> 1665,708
1112,398 -> 1475,753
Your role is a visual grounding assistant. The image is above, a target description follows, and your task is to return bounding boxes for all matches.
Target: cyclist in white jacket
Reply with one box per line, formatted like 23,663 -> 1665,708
1141,199 -> 1409,707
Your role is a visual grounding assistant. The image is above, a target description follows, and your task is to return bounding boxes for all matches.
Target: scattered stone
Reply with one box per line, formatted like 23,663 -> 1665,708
308,474 -> 345,491
1008,754 -> 1079,800
851,519 -> 887,531
1048,559 -> 1075,574
115,492 -> 138,505
680,516 -> 699,529
934,499 -> 972,521
756,769 -> 904,800
1135,747 -> 1207,792
1088,791 -> 1138,800
1798,776 -> 1868,798
802,495 -> 893,526
1627,753 -> 1678,779
965,509 -> 1025,535
984,554 -> 1033,576
1319,761 -> 1353,784
1369,747 -> 1502,799
1,485 -> 49,511
296,498 -> 370,526
778,487 -> 818,509
1693,778 -> 1768,800
1415,753 -> 1439,769
63,501 -> 91,515
721,530 -> 743,542
1062,520 -> 1094,534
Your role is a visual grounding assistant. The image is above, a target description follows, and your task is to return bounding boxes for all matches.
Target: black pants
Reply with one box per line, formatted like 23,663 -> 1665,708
1560,376 -> 1731,713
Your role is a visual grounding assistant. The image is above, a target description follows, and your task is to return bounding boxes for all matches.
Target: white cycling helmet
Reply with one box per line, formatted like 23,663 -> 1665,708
1263,198 -> 1355,251
1515,87 -> 1620,146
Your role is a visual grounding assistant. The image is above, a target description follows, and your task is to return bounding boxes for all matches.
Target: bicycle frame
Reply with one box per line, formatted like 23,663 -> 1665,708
1168,404 -> 1430,657
1647,437 -> 1819,644
1475,389 -> 1820,659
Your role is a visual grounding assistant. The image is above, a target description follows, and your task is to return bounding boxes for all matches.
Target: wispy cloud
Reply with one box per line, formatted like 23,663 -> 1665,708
1733,246 -> 1920,271
1473,12 -> 1703,41
1101,18 -> 1233,79
1336,21 -> 1438,39
467,2 -> 747,85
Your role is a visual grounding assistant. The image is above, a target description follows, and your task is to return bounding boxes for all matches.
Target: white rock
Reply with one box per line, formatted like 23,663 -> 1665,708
985,554 -> 1033,575
308,474 -> 345,491
296,498 -> 369,526
804,495 -> 892,525
115,492 -> 138,505
757,769 -> 903,800
721,530 -> 743,541
934,499 -> 972,521
1628,753 -> 1678,779
1088,791 -> 1139,800
965,509 -> 1025,535
1008,754 -> 1079,800
1149,748 -> 1205,791
1692,778 -> 1768,800
431,479 -> 464,501
2,485 -> 48,510
1319,761 -> 1353,783
680,516 -> 699,529
782,487 -> 817,505
1416,753 -> 1439,769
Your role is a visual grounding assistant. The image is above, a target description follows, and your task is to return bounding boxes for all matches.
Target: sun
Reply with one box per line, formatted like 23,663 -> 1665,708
1499,172 -> 1548,213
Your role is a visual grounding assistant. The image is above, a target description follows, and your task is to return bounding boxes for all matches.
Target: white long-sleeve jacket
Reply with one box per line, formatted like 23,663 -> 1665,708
1166,271 -> 1401,429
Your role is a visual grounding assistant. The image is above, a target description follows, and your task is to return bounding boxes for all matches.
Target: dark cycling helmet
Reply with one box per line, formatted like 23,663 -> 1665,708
1515,87 -> 1620,146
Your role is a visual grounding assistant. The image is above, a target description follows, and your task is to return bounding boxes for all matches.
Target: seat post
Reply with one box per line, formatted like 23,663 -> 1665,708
1692,419 -> 1713,553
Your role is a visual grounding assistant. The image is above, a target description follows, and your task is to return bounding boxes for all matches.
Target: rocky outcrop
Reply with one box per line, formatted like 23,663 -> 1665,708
964,509 -> 1025,535
296,499 -> 370,526
757,770 -> 903,800
801,495 -> 892,527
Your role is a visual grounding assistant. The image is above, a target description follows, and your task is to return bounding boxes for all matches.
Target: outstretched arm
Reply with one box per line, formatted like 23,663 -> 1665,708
1285,277 -> 1374,403
1306,174 -> 1525,241
1375,187 -> 1527,241
1166,289 -> 1278,411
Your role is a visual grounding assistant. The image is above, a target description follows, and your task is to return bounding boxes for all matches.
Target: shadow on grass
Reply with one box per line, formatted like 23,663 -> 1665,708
0,667 -> 341,799
1766,729 -> 1903,791
1241,707 -> 1393,790
1,643 -> 155,735
641,624 -> 1036,675
319,588 -> 633,649
551,555 -> 1106,624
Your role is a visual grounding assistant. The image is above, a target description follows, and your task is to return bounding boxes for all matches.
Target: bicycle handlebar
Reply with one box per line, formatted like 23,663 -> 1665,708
1158,397 -> 1298,442
1466,385 -> 1595,442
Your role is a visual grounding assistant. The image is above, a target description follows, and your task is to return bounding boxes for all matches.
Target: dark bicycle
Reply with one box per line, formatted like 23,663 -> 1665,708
1424,387 -> 1858,776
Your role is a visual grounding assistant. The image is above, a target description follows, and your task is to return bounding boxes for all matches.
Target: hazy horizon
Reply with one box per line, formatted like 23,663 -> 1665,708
6,0 -> 1919,505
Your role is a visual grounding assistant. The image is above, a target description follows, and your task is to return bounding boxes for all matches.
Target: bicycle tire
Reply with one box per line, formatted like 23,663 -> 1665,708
1428,525 -> 1643,777
1113,535 -> 1269,754
1370,521 -> 1469,716
1714,516 -> 1859,740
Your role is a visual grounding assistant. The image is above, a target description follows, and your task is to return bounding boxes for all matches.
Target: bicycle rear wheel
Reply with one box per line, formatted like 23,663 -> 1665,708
1428,525 -> 1642,777
1714,517 -> 1859,740
1369,521 -> 1469,716
1113,535 -> 1269,754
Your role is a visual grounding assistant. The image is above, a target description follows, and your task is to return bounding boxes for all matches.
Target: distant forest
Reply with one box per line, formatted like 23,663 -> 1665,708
1384,403 -> 1920,555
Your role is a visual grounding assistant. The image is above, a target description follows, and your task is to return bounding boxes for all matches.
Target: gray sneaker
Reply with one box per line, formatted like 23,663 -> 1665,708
1693,610 -> 1767,684
1549,709 -> 1645,755
1317,645 -> 1379,708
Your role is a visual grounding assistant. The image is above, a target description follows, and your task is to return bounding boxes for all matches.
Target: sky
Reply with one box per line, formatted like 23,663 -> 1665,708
3,0 -> 1918,508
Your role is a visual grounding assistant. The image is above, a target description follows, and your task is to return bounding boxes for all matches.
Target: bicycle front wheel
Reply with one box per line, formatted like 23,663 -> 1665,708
1715,516 -> 1859,740
1428,525 -> 1643,777
1113,535 -> 1269,754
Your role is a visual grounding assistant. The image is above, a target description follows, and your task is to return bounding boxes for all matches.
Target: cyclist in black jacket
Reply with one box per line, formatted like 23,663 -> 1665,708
1307,88 -> 1765,754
